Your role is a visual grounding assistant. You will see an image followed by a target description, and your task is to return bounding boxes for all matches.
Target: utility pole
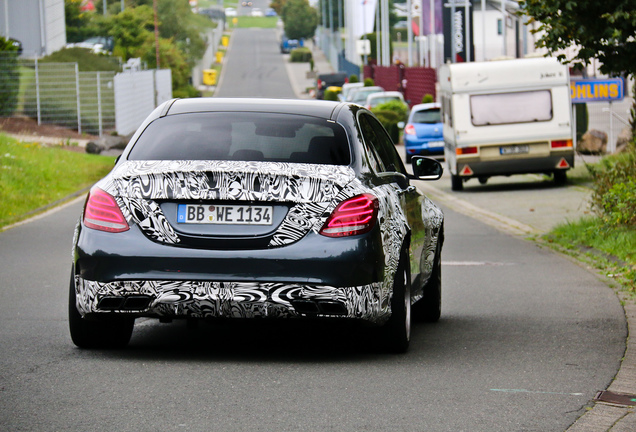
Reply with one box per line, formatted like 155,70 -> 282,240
153,0 -> 160,68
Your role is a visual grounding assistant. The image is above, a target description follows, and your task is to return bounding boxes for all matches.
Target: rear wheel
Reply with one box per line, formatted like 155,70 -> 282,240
68,272 -> 134,349
381,258 -> 411,353
413,240 -> 442,323
451,174 -> 463,191
554,170 -> 567,185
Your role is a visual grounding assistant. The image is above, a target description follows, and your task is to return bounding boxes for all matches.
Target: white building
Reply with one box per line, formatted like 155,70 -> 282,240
0,0 -> 66,57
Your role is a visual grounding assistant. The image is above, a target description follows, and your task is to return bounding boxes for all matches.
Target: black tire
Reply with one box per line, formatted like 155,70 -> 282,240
451,174 -> 463,191
381,258 -> 411,353
68,272 -> 134,349
478,176 -> 488,185
554,170 -> 567,185
413,240 -> 442,323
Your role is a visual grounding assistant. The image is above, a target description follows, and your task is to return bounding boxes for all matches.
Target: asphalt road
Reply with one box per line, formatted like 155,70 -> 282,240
0,27 -> 627,432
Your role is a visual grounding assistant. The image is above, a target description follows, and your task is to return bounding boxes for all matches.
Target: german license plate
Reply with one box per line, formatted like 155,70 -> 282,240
177,204 -> 273,225
428,141 -> 444,148
500,144 -> 529,155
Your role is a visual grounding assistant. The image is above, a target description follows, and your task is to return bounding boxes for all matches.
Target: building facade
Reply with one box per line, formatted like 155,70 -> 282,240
0,0 -> 66,57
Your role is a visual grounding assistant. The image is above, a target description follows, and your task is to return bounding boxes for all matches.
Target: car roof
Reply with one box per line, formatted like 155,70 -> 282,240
367,91 -> 404,99
163,98 -> 345,119
411,102 -> 441,111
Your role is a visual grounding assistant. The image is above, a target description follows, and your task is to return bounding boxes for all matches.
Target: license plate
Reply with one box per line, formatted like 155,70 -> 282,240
177,204 -> 273,225
428,141 -> 444,148
500,144 -> 529,155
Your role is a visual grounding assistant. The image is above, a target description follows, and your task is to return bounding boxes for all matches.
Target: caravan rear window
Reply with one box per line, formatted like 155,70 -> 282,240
470,90 -> 552,126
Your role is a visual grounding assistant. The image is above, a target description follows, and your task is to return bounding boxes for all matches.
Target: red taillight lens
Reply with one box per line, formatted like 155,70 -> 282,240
551,139 -> 573,148
83,187 -> 129,233
404,124 -> 416,135
456,146 -> 478,155
320,194 -> 378,238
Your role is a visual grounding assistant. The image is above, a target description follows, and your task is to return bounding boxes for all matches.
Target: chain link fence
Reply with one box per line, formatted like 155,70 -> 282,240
0,53 -> 117,136
0,52 -> 172,137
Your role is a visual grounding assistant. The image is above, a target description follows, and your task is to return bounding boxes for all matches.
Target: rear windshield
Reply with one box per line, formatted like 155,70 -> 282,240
128,112 -> 351,165
411,108 -> 441,124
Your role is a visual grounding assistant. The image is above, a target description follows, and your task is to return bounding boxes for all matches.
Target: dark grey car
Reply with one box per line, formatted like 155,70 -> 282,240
69,98 -> 444,353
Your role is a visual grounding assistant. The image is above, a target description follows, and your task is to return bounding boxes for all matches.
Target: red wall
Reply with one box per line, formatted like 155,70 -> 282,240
364,65 -> 437,107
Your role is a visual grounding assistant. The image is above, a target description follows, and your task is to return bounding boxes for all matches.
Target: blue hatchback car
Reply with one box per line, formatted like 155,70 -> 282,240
403,103 -> 444,162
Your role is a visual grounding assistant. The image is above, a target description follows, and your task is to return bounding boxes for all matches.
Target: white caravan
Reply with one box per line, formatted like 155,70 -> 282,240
439,57 -> 574,191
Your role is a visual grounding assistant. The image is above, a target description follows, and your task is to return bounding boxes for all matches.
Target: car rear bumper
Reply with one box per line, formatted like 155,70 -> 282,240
74,277 -> 388,323
73,223 -> 390,323
453,153 -> 575,177
404,138 -> 445,156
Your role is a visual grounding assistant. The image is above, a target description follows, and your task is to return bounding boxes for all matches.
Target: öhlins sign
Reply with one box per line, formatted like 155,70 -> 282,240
570,78 -> 624,103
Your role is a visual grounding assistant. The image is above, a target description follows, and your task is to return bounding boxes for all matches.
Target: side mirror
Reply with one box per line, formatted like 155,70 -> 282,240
411,156 -> 443,180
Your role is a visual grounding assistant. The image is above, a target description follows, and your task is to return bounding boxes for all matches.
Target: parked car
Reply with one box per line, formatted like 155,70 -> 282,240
315,72 -> 348,99
69,98 -> 445,353
280,34 -> 301,53
66,36 -> 114,54
251,7 -> 263,16
403,102 -> 444,161
265,8 -> 277,16
338,82 -> 364,101
365,91 -> 406,110
224,7 -> 237,16
346,86 -> 385,105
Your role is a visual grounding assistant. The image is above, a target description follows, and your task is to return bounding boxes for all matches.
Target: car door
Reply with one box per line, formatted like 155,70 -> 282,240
357,112 -> 428,297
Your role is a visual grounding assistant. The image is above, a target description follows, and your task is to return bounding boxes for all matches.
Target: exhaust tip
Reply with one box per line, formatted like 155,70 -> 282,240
97,295 -> 152,311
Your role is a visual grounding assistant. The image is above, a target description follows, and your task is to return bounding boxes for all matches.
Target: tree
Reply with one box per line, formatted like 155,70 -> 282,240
281,0 -> 318,40
105,5 -> 156,60
518,0 -> 636,78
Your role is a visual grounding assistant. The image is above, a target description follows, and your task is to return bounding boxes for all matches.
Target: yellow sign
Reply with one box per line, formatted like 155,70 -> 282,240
570,79 -> 624,103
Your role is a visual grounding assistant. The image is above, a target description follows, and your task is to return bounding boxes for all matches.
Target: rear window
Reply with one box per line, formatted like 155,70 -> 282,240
128,112 -> 351,165
411,108 -> 441,124
470,90 -> 553,126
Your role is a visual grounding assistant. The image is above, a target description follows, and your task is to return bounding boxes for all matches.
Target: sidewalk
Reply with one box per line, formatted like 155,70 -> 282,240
284,45 -> 636,432
284,40 -> 334,100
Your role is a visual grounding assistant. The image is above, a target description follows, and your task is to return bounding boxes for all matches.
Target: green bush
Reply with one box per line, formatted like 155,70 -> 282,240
588,139 -> 636,227
422,94 -> 434,104
290,47 -> 312,63
323,89 -> 339,101
372,109 -> 401,143
575,103 -> 589,142
364,78 -> 374,86
372,100 -> 409,143
0,37 -> 20,117
349,74 -> 359,83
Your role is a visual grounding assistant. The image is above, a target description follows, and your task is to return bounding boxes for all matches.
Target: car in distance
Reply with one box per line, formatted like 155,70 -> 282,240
69,98 -> 445,353
338,82 -> 364,101
403,102 -> 444,162
365,91 -> 406,110
315,72 -> 348,99
346,86 -> 385,105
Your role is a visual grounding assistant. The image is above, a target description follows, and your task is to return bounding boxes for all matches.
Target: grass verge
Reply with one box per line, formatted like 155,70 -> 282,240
0,134 -> 116,229
543,216 -> 636,300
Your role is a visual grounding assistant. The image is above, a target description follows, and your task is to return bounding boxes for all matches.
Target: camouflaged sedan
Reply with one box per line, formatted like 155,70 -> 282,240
69,98 -> 445,353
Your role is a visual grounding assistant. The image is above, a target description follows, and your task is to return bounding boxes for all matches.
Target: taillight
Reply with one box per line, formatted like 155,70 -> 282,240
456,146 -> 478,155
551,139 -> 573,148
404,124 -> 416,135
83,187 -> 129,233
320,194 -> 378,237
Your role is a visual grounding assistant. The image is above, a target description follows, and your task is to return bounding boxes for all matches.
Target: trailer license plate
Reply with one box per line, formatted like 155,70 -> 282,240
177,204 -> 273,225
500,144 -> 529,155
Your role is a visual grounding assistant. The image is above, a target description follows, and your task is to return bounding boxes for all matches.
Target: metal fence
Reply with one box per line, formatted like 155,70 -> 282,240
0,52 -> 171,137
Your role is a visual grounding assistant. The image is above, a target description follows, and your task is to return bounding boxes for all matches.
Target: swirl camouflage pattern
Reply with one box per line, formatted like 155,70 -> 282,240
69,98 -> 445,352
